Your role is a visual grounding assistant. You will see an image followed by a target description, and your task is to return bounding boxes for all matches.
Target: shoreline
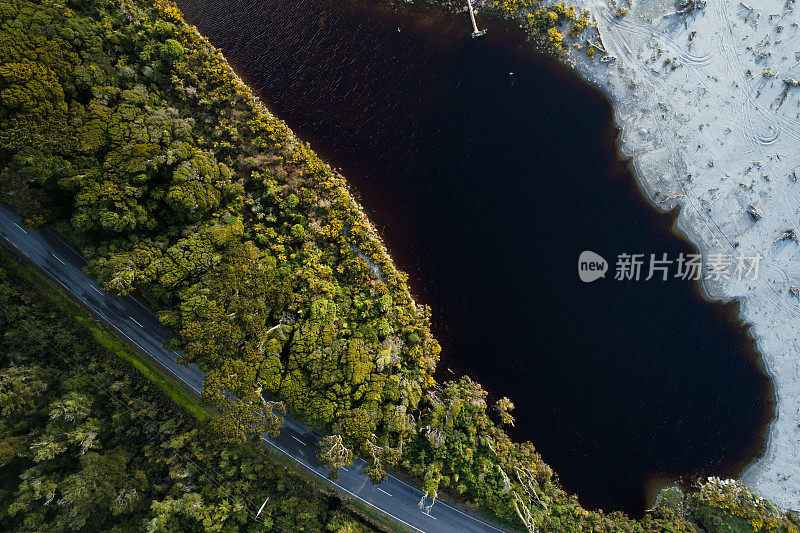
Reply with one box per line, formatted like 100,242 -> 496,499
184,0 -> 797,510
563,0 -> 800,509
190,0 -> 789,510
5,0 -> 799,528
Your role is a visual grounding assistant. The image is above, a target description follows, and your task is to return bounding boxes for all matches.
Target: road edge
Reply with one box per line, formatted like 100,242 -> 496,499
0,239 -> 408,533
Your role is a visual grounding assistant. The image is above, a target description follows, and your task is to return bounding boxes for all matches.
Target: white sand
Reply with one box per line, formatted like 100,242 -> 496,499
559,0 -> 800,509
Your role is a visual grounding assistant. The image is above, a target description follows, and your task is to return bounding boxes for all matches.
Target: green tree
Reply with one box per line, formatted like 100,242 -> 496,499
0,365 -> 48,417
318,434 -> 353,480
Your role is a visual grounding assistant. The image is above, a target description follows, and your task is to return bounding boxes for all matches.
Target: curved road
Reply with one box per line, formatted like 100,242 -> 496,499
0,203 -> 509,533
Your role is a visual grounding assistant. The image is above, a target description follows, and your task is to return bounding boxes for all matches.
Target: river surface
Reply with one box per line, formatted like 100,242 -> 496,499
174,0 -> 774,514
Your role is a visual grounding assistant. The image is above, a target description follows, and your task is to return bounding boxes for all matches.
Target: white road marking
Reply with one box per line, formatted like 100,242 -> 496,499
118,330 -> 144,352
50,253 -> 65,265
13,223 -> 26,233
291,436 -> 305,445
91,285 -> 103,294
423,512 -> 437,520
130,317 -> 143,328
265,441 -> 426,533
5,226 -> 205,397
377,487 -> 392,497
3,217 -> 506,533
389,474 -> 505,532
113,326 -> 202,393
52,277 -> 71,294
40,260 -> 429,531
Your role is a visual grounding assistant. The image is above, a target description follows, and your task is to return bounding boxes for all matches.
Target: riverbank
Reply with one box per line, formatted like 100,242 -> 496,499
560,0 -> 800,510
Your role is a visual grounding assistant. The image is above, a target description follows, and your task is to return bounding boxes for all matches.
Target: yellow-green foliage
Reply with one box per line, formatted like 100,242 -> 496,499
486,0 -> 592,51
517,2 -> 584,50
688,478 -> 800,533
0,0 -> 439,476
528,8 -> 559,28
570,9 -> 591,38
2,0 -> 798,531
0,255 -> 375,532
490,0 -> 540,15
552,2 -> 576,20
547,27 -> 564,49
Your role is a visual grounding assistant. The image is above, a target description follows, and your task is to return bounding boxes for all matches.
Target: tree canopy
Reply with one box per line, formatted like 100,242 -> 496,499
1,0 -> 797,531
0,250 -> 375,532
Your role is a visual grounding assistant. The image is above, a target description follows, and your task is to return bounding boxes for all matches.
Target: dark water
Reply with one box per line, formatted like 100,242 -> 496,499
174,0 -> 774,514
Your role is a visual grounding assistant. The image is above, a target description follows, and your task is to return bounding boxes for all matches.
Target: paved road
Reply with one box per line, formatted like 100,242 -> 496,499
0,203 -> 509,533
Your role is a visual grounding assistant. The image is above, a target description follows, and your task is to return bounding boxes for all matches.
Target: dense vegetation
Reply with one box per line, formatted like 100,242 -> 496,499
0,249 -> 375,531
486,0 -> 592,52
0,0 -> 798,531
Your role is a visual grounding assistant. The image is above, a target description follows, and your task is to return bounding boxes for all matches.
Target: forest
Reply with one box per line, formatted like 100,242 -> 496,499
0,248 -> 375,531
1,0 -> 798,530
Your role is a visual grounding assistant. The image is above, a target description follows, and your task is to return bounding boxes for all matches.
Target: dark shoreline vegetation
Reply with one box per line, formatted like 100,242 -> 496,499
0,0 -> 796,530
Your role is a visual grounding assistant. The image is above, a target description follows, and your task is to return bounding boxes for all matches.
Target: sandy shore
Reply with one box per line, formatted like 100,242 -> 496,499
558,0 -> 800,509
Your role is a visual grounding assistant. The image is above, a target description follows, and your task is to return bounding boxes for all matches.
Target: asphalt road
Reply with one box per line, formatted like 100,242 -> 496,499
0,203 -> 509,533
